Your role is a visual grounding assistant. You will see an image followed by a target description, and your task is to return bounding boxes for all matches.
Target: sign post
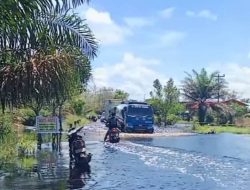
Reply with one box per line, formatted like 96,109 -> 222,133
36,116 -> 60,150
36,116 -> 59,134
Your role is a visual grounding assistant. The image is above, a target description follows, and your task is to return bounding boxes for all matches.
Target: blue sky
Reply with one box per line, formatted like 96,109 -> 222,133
76,0 -> 250,100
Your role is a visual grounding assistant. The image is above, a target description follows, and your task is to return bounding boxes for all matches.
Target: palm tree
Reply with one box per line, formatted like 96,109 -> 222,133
0,0 -> 97,112
0,0 -> 97,66
182,68 -> 226,124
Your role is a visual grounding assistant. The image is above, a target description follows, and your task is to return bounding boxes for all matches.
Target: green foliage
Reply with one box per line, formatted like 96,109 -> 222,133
70,96 -> 85,115
229,103 -> 248,117
0,113 -> 14,140
17,108 -> 36,125
84,87 -> 129,113
149,78 -> 183,126
0,0 -> 97,114
64,114 -> 90,129
18,156 -> 37,171
182,68 -> 227,124
194,125 -> 250,134
40,108 -> 52,117
18,132 -> 37,155
205,113 -> 215,123
167,114 -> 180,125
0,132 -> 18,164
0,0 -> 97,66
114,89 -> 129,100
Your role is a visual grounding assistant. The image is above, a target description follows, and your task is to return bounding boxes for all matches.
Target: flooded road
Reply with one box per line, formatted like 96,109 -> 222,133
1,124 -> 250,189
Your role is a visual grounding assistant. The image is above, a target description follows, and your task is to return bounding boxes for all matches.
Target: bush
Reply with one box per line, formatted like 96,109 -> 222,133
64,114 -> 90,130
17,108 -> 36,126
40,108 -> 52,117
0,113 -> 14,140
71,98 -> 85,115
18,132 -> 36,155
205,114 -> 214,123
167,114 -> 180,125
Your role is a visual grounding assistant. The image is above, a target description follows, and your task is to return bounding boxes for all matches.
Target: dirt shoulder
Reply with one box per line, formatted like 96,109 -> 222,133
82,122 -> 195,141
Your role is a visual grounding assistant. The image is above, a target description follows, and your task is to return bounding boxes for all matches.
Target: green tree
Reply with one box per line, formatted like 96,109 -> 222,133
182,68 -> 226,124
0,0 -> 97,112
229,103 -> 247,118
0,0 -> 97,67
149,78 -> 183,125
163,78 -> 184,124
114,89 -> 129,100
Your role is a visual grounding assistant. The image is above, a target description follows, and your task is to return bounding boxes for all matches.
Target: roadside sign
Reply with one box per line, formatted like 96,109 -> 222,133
36,116 -> 59,133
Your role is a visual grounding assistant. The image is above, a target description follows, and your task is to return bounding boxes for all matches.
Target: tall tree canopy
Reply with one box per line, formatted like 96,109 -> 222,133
149,78 -> 183,125
182,68 -> 227,124
0,0 -> 97,65
0,0 -> 98,113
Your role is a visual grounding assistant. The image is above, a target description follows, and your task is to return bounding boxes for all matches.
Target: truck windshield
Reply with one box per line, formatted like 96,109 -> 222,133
127,105 -> 153,116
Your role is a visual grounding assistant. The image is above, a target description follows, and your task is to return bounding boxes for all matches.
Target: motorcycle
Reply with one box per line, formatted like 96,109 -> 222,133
68,127 -> 92,166
106,128 -> 120,143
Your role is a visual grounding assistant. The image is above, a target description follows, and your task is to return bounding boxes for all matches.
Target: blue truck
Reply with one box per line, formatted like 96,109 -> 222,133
115,101 -> 154,133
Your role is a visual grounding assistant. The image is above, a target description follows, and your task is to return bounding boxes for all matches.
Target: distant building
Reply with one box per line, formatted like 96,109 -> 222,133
182,98 -> 248,111
222,99 -> 248,107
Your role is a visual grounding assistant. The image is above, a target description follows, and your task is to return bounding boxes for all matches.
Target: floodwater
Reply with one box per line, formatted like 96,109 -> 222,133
1,128 -> 250,190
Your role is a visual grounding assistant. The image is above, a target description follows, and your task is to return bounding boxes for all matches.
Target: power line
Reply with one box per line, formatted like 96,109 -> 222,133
213,74 -> 225,103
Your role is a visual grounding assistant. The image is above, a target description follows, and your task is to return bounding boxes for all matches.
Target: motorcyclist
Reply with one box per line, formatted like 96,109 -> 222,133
104,112 -> 118,142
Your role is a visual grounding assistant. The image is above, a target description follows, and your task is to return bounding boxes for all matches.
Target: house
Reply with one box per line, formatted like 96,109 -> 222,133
183,98 -> 248,111
221,99 -> 248,107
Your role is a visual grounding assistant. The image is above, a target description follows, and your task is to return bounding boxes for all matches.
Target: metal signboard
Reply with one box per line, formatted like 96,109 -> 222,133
36,116 -> 59,133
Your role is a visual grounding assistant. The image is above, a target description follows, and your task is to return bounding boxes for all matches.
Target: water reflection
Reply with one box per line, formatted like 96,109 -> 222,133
68,162 -> 91,189
0,140 -> 93,189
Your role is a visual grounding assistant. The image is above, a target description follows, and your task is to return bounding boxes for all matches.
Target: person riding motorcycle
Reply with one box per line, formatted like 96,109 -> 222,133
104,112 -> 119,142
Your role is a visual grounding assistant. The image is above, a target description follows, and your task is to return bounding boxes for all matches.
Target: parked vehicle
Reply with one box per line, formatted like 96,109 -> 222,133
116,101 -> 154,133
68,127 -> 92,166
100,112 -> 106,123
104,99 -> 123,121
88,115 -> 97,122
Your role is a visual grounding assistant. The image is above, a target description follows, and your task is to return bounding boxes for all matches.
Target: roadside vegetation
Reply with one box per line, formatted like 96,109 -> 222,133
147,78 -> 184,126
193,124 -> 250,134
0,0 -> 98,170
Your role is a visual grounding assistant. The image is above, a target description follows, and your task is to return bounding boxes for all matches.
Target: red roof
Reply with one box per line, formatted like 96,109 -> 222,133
186,99 -> 247,110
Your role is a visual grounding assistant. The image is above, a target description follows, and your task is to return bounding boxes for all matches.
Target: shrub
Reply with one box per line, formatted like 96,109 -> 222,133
205,114 -> 214,123
64,114 -> 90,130
71,98 -> 85,115
17,108 -> 36,126
167,114 -> 180,125
18,132 -> 37,155
0,113 -> 14,140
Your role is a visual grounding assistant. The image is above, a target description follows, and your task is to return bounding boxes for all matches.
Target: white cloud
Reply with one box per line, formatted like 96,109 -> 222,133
186,9 -> 218,21
84,8 -> 131,45
159,7 -> 175,19
93,53 -> 167,100
161,31 -> 186,47
124,17 -> 153,28
207,63 -> 250,98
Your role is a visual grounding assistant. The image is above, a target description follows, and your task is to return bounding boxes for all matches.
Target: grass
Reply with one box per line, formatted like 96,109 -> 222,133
194,125 -> 250,134
63,114 -> 90,130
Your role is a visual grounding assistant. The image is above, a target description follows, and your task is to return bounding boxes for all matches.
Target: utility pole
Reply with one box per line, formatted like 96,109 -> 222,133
213,74 -> 225,103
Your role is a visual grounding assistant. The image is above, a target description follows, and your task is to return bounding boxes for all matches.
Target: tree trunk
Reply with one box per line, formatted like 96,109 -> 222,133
52,102 -> 57,116
58,105 -> 63,132
198,103 -> 207,125
34,109 -> 40,116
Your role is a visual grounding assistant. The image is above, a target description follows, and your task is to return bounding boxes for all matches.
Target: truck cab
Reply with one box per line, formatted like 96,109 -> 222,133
116,101 -> 154,133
